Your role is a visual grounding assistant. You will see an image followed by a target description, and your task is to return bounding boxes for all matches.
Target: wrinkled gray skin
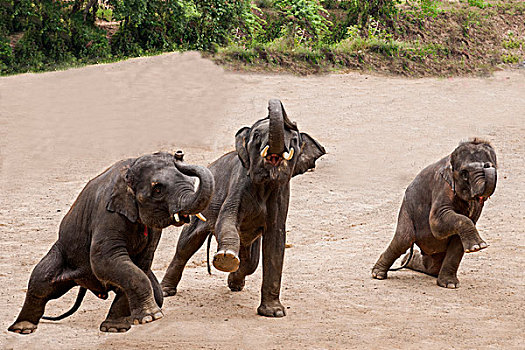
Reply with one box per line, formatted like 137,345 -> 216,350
8,152 -> 214,334
372,139 -> 497,288
161,100 -> 325,317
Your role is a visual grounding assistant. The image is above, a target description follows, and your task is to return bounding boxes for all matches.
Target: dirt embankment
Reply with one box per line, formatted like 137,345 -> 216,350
0,52 -> 524,349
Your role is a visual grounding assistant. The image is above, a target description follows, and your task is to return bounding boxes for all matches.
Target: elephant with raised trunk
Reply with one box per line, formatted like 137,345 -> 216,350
8,151 -> 214,334
161,99 -> 325,317
372,139 -> 497,288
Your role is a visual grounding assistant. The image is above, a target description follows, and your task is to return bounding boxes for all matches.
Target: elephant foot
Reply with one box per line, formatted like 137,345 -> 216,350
8,320 -> 38,334
100,317 -> 131,333
228,274 -> 245,292
371,264 -> 388,280
437,275 -> 460,289
131,306 -> 163,325
161,284 -> 177,297
257,301 -> 286,318
213,250 -> 240,273
461,235 -> 488,253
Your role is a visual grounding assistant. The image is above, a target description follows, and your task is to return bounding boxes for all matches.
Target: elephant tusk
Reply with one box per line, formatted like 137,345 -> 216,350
260,145 -> 269,158
283,148 -> 294,161
174,213 -> 180,223
195,213 -> 207,222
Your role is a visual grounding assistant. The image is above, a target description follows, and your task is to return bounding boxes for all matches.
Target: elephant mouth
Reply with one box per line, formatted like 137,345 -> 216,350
172,212 -> 207,226
265,154 -> 283,167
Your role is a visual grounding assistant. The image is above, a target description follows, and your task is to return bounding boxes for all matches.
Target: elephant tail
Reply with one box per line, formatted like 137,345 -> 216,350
42,287 -> 87,321
389,244 -> 414,272
206,232 -> 213,275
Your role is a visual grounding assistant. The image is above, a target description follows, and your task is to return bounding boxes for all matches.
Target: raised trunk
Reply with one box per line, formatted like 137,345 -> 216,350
268,99 -> 285,154
174,161 -> 214,214
481,167 -> 497,197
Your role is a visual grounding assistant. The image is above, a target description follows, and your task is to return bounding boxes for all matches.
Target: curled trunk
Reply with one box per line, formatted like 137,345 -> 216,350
481,167 -> 497,197
174,161 -> 214,214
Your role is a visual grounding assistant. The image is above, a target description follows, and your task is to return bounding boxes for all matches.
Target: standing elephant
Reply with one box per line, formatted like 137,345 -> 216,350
372,139 -> 497,288
8,151 -> 214,334
161,99 -> 325,317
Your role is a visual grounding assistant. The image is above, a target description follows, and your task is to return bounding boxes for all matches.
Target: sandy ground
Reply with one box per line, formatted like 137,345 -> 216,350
0,52 -> 524,349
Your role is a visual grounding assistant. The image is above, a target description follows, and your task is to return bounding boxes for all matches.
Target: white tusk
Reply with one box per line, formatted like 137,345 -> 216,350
283,148 -> 294,161
195,213 -> 207,222
260,145 -> 269,158
174,213 -> 180,222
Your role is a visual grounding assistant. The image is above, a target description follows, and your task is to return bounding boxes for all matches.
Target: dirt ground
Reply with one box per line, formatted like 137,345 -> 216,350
0,52 -> 523,349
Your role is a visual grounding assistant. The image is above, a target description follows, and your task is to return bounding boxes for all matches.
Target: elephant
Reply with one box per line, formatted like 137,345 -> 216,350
161,99 -> 325,317
372,139 -> 497,288
8,151 -> 214,334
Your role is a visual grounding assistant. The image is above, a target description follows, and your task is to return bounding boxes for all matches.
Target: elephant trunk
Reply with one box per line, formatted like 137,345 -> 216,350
481,166 -> 497,198
268,99 -> 285,155
174,161 -> 214,216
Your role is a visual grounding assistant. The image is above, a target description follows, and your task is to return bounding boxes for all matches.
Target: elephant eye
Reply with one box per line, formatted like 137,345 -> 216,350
253,131 -> 260,139
151,183 -> 163,196
460,170 -> 469,181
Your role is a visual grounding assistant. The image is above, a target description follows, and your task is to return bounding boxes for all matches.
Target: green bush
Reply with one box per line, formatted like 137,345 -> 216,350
0,36 -> 14,73
273,0 -> 331,46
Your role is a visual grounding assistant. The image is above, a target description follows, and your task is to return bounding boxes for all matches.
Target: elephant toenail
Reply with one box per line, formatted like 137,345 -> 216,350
142,315 -> 153,323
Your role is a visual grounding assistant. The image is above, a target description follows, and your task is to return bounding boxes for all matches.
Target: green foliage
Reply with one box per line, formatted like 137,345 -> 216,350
96,7 -> 113,21
501,53 -> 520,64
0,35 -> 14,73
273,0 -> 331,46
110,0 -> 252,54
346,0 -> 399,27
468,0 -> 490,10
502,31 -> 523,50
0,0 -> 14,34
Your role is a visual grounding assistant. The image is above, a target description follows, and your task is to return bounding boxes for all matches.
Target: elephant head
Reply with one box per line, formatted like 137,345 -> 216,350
107,151 -> 214,229
449,139 -> 497,202
235,99 -> 325,184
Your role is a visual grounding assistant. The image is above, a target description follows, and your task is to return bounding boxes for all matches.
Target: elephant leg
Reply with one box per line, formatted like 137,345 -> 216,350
8,246 -> 75,334
372,203 -> 415,280
228,237 -> 261,292
161,221 -> 210,297
100,291 -> 131,333
437,235 -> 464,289
258,228 -> 286,318
403,250 -> 445,277
91,242 -> 163,326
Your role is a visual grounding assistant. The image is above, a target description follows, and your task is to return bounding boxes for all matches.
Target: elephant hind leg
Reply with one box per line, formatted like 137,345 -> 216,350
228,237 -> 261,292
403,249 -> 445,277
8,245 -> 76,334
161,221 -> 210,297
372,203 -> 415,280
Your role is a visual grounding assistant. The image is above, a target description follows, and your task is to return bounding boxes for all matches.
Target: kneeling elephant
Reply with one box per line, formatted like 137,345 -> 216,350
372,139 -> 497,288
8,151 -> 214,334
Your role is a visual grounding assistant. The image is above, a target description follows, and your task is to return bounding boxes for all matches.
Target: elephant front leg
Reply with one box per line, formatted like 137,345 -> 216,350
430,206 -> 488,253
437,235 -> 464,289
100,291 -> 131,333
258,227 -> 286,318
91,242 -> 163,326
213,212 -> 241,273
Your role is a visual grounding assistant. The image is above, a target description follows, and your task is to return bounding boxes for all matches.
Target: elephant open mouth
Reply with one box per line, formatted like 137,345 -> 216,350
172,212 -> 207,226
265,154 -> 283,167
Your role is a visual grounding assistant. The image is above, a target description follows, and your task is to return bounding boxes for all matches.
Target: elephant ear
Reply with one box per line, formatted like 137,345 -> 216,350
235,127 -> 251,169
439,156 -> 454,189
106,165 -> 139,223
293,133 -> 326,177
